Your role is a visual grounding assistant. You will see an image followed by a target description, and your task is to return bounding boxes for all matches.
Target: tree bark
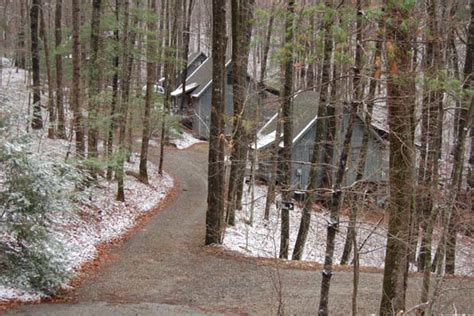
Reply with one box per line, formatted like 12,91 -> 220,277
379,2 -> 416,314
292,0 -> 333,261
205,0 -> 227,245
116,0 -> 131,201
264,108 -> 282,220
158,0 -> 179,175
87,0 -> 103,162
259,1 -> 276,87
227,0 -> 255,226
279,0 -> 295,260
107,0 -> 121,180
179,0 -> 194,111
318,1 -> 363,313
139,0 -> 158,184
30,0 -> 43,130
55,0 -> 66,139
39,4 -> 55,138
444,0 -> 474,275
72,0 -> 85,157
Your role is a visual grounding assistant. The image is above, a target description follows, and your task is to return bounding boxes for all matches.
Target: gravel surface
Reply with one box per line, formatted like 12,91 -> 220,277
8,144 -> 474,315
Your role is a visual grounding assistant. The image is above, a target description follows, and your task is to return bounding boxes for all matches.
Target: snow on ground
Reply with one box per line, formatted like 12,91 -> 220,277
223,183 -> 474,276
0,65 -> 175,301
169,131 -> 204,150
134,131 -> 204,150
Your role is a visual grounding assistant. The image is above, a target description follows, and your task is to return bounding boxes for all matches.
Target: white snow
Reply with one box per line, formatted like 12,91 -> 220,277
0,64 -> 175,302
254,131 -> 276,150
170,131 -> 204,150
170,82 -> 199,96
0,286 -> 42,302
223,183 -> 474,276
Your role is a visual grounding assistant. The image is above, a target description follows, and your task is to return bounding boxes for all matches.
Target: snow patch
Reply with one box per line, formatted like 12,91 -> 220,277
223,183 -> 473,276
170,131 -> 205,150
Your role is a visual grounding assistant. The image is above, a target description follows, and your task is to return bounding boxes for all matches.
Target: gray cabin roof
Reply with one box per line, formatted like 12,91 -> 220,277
257,90 -> 388,149
172,55 -> 232,98
187,51 -> 206,66
257,91 -> 320,149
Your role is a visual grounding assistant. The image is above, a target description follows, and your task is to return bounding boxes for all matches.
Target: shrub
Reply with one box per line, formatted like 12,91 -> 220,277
0,138 -> 84,295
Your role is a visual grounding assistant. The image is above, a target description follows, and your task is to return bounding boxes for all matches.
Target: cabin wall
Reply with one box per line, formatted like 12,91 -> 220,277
193,74 -> 248,138
285,114 -> 388,190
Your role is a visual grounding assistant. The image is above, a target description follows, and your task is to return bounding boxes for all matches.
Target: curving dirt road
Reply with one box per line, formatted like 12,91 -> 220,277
9,145 -> 474,315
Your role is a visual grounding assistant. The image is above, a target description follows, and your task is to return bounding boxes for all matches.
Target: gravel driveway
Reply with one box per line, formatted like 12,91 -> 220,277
8,144 -> 474,315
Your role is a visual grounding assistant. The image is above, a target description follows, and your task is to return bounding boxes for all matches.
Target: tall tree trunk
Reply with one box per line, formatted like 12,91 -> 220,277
158,0 -> 179,175
227,0 -> 255,226
279,0 -> 295,260
107,0 -> 121,180
72,0 -> 85,156
87,0 -> 103,162
16,0 -> 26,69
379,2 -> 416,314
55,0 -> 66,139
444,0 -> 474,275
179,0 -> 194,111
264,108 -> 282,220
318,1 -> 363,313
205,0 -> 227,245
156,0 -> 166,80
340,24 -> 382,265
292,0 -> 333,261
259,1 -> 276,87
116,0 -> 131,201
39,5 -> 55,138
139,0 -> 158,184
30,0 -> 43,130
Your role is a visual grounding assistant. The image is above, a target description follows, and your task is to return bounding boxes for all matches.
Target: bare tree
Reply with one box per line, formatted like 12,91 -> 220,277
39,3 -> 55,138
87,0 -> 103,162
139,0 -> 158,184
72,0 -> 85,157
205,0 -> 227,245
292,0 -> 334,261
30,0 -> 43,130
379,1 -> 416,314
227,0 -> 255,226
55,0 -> 66,139
279,0 -> 295,260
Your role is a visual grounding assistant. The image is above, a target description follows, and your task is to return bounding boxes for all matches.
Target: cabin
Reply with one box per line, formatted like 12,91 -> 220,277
256,90 -> 389,192
177,51 -> 207,87
171,55 -> 261,139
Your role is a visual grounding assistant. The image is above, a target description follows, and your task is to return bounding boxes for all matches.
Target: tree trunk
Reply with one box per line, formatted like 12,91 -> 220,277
116,0 -> 131,201
318,1 -> 363,313
227,0 -> 255,226
179,0 -> 194,111
279,0 -> 295,260
158,0 -> 179,175
39,4 -> 55,138
72,0 -> 85,157
139,0 -> 158,184
87,0 -> 103,162
55,0 -> 66,139
292,0 -> 333,261
379,2 -> 416,314
205,0 -> 227,245
106,0 -> 121,180
30,0 -> 43,130
264,108 -> 282,220
16,0 -> 26,69
259,1 -> 276,87
444,0 -> 474,275
340,26 -> 382,265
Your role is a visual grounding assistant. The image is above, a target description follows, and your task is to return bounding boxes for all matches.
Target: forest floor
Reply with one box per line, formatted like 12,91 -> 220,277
7,144 -> 474,315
